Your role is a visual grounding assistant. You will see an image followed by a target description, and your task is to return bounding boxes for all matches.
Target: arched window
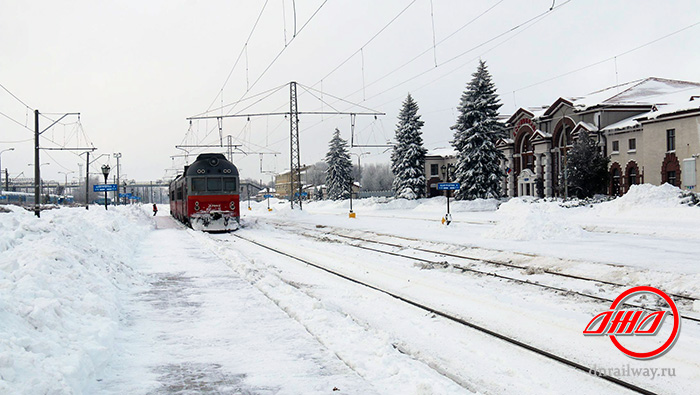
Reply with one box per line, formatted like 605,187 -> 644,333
551,117 -> 576,196
610,162 -> 622,196
625,161 -> 640,193
661,153 -> 681,187
514,124 -> 535,177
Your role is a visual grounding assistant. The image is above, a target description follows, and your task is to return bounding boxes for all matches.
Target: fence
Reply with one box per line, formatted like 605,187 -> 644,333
358,190 -> 394,198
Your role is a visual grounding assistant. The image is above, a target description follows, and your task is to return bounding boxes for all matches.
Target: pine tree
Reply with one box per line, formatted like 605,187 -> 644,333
391,93 -> 428,199
450,60 -> 506,200
325,128 -> 353,200
565,131 -> 609,198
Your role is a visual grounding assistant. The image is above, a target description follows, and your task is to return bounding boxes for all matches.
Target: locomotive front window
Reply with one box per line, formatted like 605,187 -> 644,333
223,177 -> 237,192
207,177 -> 222,191
192,177 -> 206,192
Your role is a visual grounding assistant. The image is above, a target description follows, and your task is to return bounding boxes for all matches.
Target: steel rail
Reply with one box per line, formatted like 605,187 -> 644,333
232,233 -> 659,395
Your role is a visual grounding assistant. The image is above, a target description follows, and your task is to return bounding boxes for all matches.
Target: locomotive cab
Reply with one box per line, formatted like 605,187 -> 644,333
169,153 -> 241,232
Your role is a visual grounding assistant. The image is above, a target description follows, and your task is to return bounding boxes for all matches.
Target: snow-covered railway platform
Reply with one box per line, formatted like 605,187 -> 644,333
91,215 -> 377,394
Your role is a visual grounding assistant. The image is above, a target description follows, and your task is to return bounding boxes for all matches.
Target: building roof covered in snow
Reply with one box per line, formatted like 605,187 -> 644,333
570,77 -> 700,111
509,78 -> 700,126
426,147 -> 457,158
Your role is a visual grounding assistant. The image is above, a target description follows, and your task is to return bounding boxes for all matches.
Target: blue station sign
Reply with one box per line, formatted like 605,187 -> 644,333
93,184 -> 118,192
263,194 -> 274,198
437,182 -> 461,191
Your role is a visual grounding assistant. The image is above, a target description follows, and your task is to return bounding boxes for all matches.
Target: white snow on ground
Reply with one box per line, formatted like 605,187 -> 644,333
2,184 -> 699,394
0,205 -> 151,394
91,215 -> 378,395
484,197 -> 586,240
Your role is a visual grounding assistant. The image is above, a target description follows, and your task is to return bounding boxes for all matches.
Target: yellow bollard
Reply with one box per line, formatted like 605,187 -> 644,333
248,206 -> 251,211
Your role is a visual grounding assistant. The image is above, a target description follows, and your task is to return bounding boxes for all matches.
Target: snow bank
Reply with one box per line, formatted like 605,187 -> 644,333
594,184 -> 700,222
0,205 -> 151,394
484,198 -> 586,241
600,183 -> 686,210
269,196 -> 499,214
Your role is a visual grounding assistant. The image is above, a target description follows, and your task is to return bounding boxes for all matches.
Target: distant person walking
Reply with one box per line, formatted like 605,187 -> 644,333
152,203 -> 158,216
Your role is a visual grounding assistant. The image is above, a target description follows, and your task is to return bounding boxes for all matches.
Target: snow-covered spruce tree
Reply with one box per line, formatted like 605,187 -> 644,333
391,93 -> 428,199
325,128 -> 353,200
450,60 -> 506,200
565,131 -> 609,199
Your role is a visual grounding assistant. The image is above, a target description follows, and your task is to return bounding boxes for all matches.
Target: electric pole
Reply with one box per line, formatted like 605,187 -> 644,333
114,152 -> 121,205
289,81 -> 301,209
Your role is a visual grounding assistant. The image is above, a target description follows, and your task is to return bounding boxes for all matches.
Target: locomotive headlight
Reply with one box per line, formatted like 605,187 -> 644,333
229,201 -> 235,210
194,201 -> 200,211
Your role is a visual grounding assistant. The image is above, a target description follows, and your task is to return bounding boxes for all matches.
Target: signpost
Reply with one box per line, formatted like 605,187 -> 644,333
94,184 -> 118,192
264,193 -> 273,211
437,182 -> 460,225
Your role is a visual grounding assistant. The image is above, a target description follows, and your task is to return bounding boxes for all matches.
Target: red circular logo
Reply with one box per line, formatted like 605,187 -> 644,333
606,286 -> 681,359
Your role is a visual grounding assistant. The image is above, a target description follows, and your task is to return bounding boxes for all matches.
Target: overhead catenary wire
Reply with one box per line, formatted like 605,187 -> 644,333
353,0 -> 571,106
430,0 -> 437,67
0,109 -> 34,132
312,0 -> 503,93
185,0 -> 329,152
511,19 -> 700,94
258,1 -> 568,155
241,0 -> 329,101
314,0 -> 419,86
0,81 -> 33,110
205,0 -> 271,113
370,2 -> 566,111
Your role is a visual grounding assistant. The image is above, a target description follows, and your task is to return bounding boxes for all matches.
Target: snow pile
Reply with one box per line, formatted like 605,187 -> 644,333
278,196 -> 499,213
484,198 -> 586,241
0,205 -> 151,394
600,183 -> 685,211
594,183 -> 700,221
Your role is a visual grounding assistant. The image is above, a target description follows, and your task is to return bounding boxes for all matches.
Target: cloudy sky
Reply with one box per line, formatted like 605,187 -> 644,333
1,0 -> 699,184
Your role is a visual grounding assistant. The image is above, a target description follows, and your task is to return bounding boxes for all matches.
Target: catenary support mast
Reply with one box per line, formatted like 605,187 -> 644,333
289,81 -> 302,209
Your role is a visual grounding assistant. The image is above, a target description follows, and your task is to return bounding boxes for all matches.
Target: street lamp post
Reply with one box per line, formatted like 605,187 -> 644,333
113,153 -> 121,205
350,151 -> 370,191
101,164 -> 111,210
441,163 -> 455,225
58,171 -> 75,203
0,148 -> 15,192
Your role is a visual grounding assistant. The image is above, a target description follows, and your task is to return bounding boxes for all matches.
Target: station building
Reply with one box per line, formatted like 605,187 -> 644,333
425,147 -> 457,197
497,77 -> 700,197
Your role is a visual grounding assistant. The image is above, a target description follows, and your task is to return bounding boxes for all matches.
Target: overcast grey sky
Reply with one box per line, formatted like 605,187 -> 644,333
1,0 -> 699,184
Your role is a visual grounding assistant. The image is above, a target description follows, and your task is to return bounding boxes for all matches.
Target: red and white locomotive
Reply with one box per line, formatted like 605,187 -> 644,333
169,153 -> 240,231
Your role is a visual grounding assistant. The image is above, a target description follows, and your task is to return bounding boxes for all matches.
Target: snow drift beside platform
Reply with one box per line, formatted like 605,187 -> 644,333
0,206 -> 151,394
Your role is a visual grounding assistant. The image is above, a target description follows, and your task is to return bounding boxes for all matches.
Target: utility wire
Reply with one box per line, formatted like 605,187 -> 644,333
371,1 -> 563,110
0,137 -> 33,143
184,0 -> 330,152
243,0 -> 329,100
0,81 -> 32,109
364,0 -> 566,102
0,109 -> 34,132
206,0 -> 271,112
315,0 -> 418,85
193,83 -> 288,118
512,20 -> 700,94
313,0 -> 503,92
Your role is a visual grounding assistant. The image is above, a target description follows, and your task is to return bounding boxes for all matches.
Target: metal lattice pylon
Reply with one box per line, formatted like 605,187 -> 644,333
289,81 -> 302,209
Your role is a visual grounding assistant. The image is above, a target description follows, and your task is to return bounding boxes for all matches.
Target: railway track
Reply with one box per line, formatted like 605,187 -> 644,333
230,232 -> 659,395
334,211 -> 700,241
260,218 -> 700,323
